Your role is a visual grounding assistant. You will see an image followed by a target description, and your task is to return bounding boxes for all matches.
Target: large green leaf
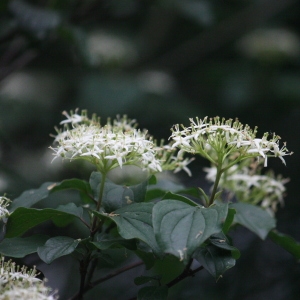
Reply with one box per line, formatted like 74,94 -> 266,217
137,286 -> 168,300
10,180 -> 94,212
94,203 -> 160,254
5,204 -> 84,238
269,230 -> 300,260
231,203 -> 276,240
37,236 -> 80,264
153,200 -> 228,262
193,244 -> 236,280
9,182 -> 55,211
0,235 -> 49,258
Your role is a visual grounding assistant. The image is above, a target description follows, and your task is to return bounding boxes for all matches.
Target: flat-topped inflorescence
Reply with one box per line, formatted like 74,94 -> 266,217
170,116 -> 292,169
51,110 -> 193,176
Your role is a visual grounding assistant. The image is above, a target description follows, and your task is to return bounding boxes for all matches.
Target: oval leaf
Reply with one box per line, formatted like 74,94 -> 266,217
153,200 -> 228,262
0,235 -> 49,258
9,182 -> 55,211
94,203 -> 160,254
231,203 -> 276,240
38,236 -> 79,264
269,230 -> 300,260
5,204 -> 84,238
193,244 -> 236,280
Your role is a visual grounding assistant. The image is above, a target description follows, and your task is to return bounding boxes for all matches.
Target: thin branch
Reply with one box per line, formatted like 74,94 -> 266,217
68,260 -> 144,300
0,49 -> 38,81
128,261 -> 204,300
166,261 -> 203,288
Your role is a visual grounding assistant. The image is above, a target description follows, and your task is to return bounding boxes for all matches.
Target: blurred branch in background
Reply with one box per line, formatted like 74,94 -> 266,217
150,0 -> 297,72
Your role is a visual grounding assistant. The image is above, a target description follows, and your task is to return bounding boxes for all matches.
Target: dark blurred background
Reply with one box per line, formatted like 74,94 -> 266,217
0,0 -> 300,299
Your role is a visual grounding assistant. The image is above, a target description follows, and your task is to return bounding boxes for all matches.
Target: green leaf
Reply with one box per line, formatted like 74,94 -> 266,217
153,200 -> 228,262
102,182 -> 136,212
193,244 -> 236,280
0,235 -> 49,258
94,203 -> 160,254
5,205 -> 84,238
94,252 -> 114,266
50,179 -> 93,204
162,192 -> 198,207
92,233 -> 136,250
130,180 -> 148,203
231,203 -> 276,240
209,232 -> 240,259
148,175 -> 157,185
176,187 -> 201,198
56,203 -> 84,219
107,180 -> 148,212
269,230 -> 300,260
89,172 -> 148,211
9,182 -> 54,211
137,286 -> 168,300
134,275 -> 161,286
145,189 -> 166,202
134,249 -> 156,270
222,208 -> 236,234
37,236 -> 80,264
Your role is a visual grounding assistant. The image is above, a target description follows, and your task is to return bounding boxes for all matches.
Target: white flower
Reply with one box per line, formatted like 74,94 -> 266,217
0,285 -> 57,300
0,256 -> 57,299
173,157 -> 194,177
204,161 -> 289,214
59,109 -> 87,125
170,117 -> 292,168
0,196 -> 10,220
51,111 -> 169,175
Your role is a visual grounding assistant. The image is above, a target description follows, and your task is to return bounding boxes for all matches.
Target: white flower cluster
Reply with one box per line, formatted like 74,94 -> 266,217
154,142 -> 194,177
204,160 -> 289,214
170,116 -> 292,167
51,110 -> 193,176
0,196 -> 10,221
0,256 -> 57,300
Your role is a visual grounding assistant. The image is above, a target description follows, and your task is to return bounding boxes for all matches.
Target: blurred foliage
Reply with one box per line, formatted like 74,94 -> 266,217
0,0 -> 300,299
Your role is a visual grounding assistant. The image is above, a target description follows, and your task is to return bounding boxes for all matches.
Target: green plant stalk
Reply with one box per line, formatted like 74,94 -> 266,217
208,160 -> 223,206
78,173 -> 107,298
91,172 -> 107,234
